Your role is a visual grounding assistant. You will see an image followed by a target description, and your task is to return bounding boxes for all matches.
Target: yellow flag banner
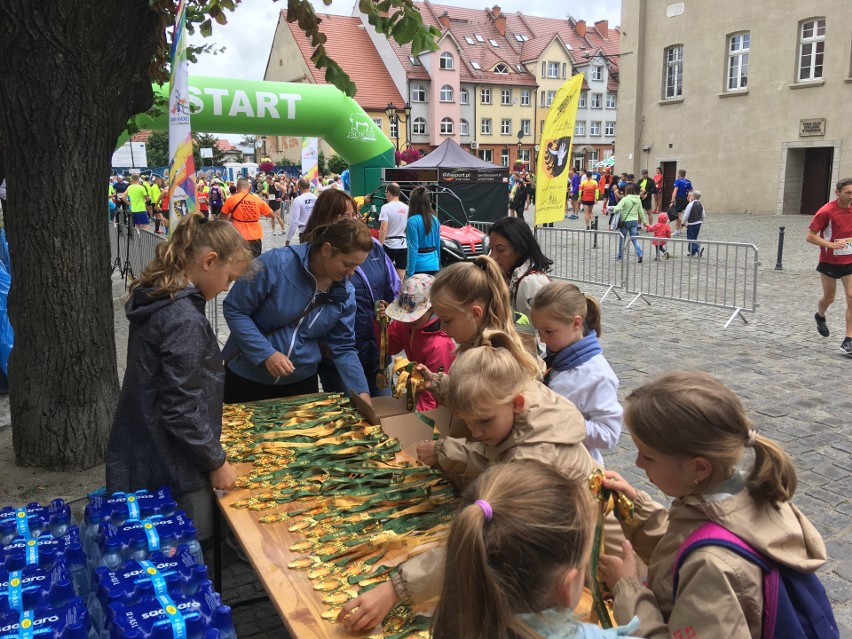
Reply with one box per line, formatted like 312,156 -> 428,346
535,74 -> 584,225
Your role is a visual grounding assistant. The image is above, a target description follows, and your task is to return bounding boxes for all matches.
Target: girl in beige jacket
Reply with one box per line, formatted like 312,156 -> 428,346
338,330 -> 626,633
599,371 -> 832,639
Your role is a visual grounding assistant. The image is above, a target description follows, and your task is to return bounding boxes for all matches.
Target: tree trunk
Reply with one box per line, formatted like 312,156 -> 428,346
0,1 -> 162,469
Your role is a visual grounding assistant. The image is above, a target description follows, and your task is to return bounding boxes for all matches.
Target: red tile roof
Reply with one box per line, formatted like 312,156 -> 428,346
281,11 -> 405,110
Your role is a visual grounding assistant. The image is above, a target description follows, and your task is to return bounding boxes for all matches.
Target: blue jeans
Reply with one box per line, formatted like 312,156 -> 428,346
617,220 -> 643,259
687,223 -> 702,255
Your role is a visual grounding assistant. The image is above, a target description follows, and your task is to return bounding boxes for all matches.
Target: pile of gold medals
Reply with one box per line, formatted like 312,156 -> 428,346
221,392 -> 457,638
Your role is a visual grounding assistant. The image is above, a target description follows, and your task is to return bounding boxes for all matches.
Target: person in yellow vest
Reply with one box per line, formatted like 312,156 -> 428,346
120,174 -> 150,230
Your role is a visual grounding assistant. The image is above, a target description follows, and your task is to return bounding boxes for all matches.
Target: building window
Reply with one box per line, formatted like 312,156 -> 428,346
465,36 -> 475,45
460,119 -> 470,136
372,117 -> 383,131
540,120 -> 545,134
604,121 -> 615,136
460,87 -> 469,104
518,149 -> 530,163
501,149 -> 509,166
501,89 -> 511,105
481,88 -> 491,104
588,150 -> 599,163
578,92 -> 587,108
481,118 -> 492,135
390,119 -> 398,139
475,33 -> 485,42
547,61 -> 560,78
590,121 -> 601,136
408,55 -> 421,66
411,84 -> 426,102
562,63 -> 567,79
575,121 -> 585,136
521,119 -> 531,136
495,63 -> 509,75
501,118 -> 511,135
798,18 -> 825,82
728,32 -> 750,90
440,52 -> 454,70
664,44 -> 684,99
606,92 -> 616,108
412,117 -> 426,135
440,117 -> 454,135
489,39 -> 500,47
471,61 -> 482,70
591,65 -> 603,81
440,84 -> 454,102
478,149 -> 492,162
591,93 -> 603,108
520,89 -> 530,106
546,90 -> 555,107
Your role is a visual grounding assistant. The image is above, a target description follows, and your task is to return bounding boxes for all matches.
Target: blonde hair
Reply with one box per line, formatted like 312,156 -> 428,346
530,281 -> 602,337
444,330 -> 531,416
431,255 -> 540,378
131,213 -> 251,297
432,461 -> 594,639
626,371 -> 797,505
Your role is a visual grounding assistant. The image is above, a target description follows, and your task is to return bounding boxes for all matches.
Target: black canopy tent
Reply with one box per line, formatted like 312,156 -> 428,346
383,139 -> 509,225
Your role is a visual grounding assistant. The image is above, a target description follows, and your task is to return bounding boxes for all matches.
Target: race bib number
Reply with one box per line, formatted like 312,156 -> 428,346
833,239 -> 852,256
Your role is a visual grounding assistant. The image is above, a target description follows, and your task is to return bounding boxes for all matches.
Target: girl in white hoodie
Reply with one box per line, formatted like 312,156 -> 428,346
530,281 -> 623,465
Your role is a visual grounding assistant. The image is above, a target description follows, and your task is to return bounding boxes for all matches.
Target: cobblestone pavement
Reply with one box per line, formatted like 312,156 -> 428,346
27,209 -> 851,636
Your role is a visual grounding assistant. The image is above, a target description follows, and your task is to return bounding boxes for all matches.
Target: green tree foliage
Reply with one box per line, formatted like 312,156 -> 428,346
317,151 -> 327,177
146,130 -> 169,167
327,153 -> 348,175
193,131 -> 227,166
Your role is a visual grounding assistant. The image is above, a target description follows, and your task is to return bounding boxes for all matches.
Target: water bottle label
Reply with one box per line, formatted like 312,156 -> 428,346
126,495 -> 140,521
139,561 -> 168,596
142,521 -> 160,551
24,539 -> 38,566
13,510 -> 29,538
18,610 -> 34,639
157,595 -> 187,639
6,571 -> 22,611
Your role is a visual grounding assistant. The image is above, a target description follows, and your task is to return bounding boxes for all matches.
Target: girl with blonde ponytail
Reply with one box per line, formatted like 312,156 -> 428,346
433,461 -> 640,639
598,371 -> 834,638
108,213 -> 252,543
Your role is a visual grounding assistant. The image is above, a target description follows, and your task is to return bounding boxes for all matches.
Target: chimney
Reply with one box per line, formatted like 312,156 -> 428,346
490,5 -> 501,17
438,11 -> 450,29
495,13 -> 506,36
594,19 -> 608,36
575,20 -> 586,38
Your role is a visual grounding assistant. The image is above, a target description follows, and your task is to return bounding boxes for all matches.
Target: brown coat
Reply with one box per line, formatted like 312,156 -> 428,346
391,380 -> 626,604
612,474 -> 827,638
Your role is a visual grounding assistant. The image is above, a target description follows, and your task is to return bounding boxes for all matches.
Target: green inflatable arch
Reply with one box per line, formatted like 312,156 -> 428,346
127,76 -> 396,196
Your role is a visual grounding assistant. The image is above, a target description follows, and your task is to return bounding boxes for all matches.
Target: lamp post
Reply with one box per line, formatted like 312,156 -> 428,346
516,131 -> 524,170
385,102 -> 412,152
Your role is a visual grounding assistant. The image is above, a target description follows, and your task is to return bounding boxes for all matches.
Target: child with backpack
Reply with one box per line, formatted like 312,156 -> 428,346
432,460 -> 640,639
598,371 -> 838,639
644,210 -> 672,260
530,282 -> 622,465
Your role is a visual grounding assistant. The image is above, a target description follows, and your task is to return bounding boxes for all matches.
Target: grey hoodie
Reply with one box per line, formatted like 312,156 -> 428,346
107,286 -> 226,497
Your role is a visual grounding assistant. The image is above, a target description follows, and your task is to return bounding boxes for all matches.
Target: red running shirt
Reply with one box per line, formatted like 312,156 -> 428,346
809,201 -> 852,264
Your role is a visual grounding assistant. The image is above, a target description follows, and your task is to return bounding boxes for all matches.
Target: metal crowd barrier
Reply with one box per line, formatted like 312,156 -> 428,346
469,220 -> 494,234
534,225 -> 625,301
621,235 -> 758,328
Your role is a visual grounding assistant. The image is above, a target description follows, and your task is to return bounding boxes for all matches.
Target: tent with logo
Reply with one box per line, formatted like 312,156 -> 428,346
384,139 -> 510,224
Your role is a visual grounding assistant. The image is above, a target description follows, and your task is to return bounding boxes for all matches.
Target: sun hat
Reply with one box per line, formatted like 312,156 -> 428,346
386,274 -> 434,322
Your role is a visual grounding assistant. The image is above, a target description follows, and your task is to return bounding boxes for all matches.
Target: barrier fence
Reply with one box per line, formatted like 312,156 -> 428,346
534,225 -> 759,327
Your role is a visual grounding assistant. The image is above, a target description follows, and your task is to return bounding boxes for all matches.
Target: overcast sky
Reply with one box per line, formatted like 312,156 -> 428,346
188,0 -> 622,139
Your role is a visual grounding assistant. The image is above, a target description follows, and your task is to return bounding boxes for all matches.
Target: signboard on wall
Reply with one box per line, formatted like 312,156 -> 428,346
800,119 -> 826,137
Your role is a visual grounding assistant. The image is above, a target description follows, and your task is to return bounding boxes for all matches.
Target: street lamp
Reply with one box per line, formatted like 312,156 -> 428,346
385,102 -> 411,152
516,130 -> 524,169
261,135 -> 268,162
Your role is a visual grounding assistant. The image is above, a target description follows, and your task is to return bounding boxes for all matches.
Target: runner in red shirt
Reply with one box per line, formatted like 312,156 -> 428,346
806,177 -> 852,355
653,167 -> 664,213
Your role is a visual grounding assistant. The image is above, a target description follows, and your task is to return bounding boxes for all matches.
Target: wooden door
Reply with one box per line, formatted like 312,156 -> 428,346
661,162 -> 677,209
800,148 -> 833,215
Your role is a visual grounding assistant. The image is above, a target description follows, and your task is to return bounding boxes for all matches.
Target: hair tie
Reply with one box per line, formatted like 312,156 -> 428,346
746,429 -> 759,447
475,259 -> 488,271
474,499 -> 493,522
198,216 -> 208,225
481,338 -> 492,348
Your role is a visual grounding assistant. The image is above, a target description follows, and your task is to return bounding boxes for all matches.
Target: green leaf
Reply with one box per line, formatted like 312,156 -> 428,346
199,18 -> 212,38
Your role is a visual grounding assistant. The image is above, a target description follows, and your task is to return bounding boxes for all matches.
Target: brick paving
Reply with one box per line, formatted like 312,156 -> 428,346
102,209 -> 851,636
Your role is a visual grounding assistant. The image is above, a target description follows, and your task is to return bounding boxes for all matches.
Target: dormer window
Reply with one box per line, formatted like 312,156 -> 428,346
494,63 -> 509,74
440,52 -> 454,70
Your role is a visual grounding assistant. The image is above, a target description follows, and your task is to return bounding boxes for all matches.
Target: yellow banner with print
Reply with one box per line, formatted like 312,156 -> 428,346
535,74 -> 584,225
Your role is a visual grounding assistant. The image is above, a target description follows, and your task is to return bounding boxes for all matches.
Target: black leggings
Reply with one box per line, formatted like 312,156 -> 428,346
223,367 -> 319,404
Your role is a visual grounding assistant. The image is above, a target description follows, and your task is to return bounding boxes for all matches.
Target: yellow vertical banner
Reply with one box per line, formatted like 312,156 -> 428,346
535,74 -> 584,225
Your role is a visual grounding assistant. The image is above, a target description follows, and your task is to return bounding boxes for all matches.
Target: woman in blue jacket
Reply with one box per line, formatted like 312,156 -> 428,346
405,186 -> 441,278
222,217 -> 375,405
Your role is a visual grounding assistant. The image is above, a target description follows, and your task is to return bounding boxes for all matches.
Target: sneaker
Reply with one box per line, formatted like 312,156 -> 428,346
699,247 -> 705,257
653,257 -> 659,261
842,339 -> 852,356
815,313 -> 829,337
637,256 -> 643,264
666,253 -> 673,259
